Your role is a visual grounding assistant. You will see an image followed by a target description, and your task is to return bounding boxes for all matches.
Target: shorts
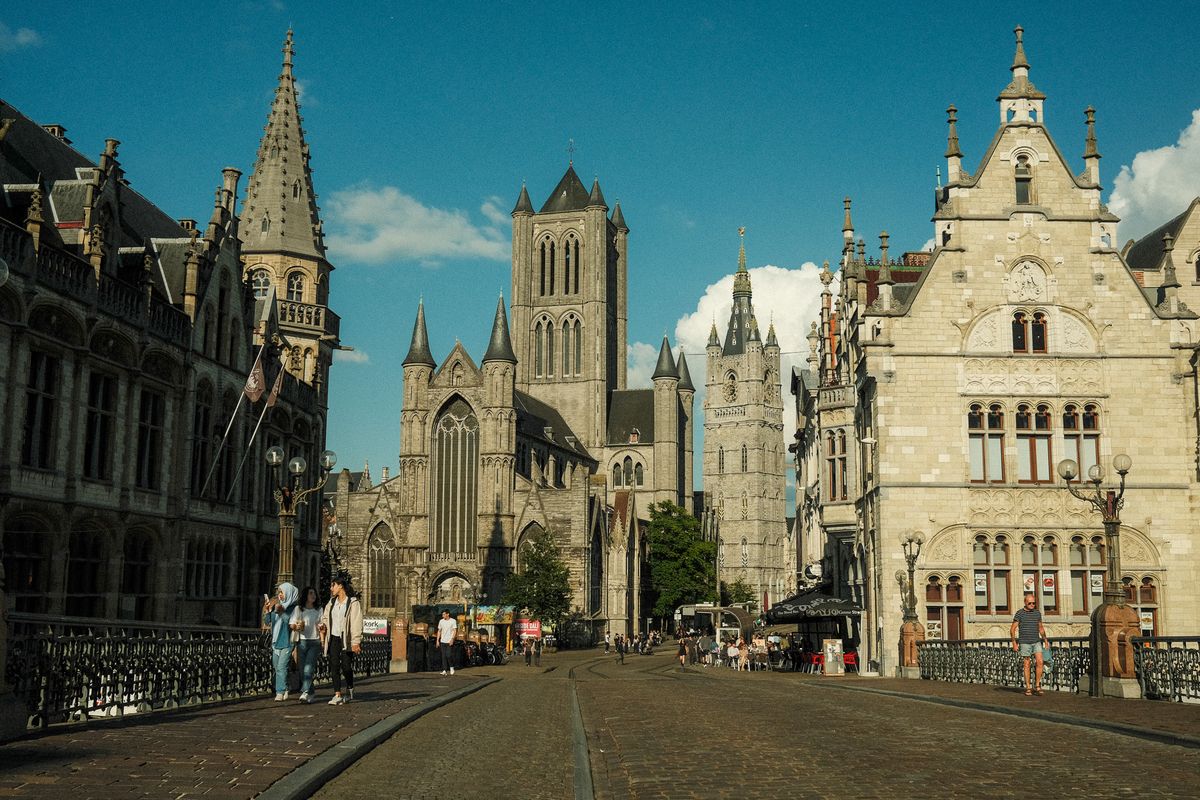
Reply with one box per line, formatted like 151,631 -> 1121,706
1018,641 -> 1044,658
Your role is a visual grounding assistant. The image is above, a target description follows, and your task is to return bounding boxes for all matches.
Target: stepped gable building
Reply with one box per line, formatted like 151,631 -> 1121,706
0,30 -> 337,626
700,231 -> 791,609
793,27 -> 1200,676
332,166 -> 692,636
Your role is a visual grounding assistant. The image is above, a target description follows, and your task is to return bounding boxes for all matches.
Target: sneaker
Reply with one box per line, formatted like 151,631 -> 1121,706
440,670 -> 447,676
281,690 -> 289,701
449,667 -> 454,676
347,688 -> 354,702
274,692 -> 285,702
327,694 -> 344,705
298,692 -> 309,703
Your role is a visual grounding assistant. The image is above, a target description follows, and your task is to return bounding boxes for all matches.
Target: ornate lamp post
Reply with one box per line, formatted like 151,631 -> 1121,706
1057,453 -> 1140,697
897,530 -> 925,676
266,446 -> 336,587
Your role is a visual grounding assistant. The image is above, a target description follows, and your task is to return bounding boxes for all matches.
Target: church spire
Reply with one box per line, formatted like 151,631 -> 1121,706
240,29 -> 326,260
733,225 -> 751,297
483,295 -> 517,363
724,228 -> 755,355
403,300 -> 436,367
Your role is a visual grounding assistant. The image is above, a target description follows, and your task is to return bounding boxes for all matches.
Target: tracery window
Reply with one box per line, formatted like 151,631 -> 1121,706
251,269 -> 272,299
741,444 -> 748,472
21,350 -> 58,469
564,235 -> 573,294
1063,404 -> 1100,478
121,532 -> 154,620
431,399 -> 479,555
1016,403 -> 1053,483
190,384 -> 213,497
539,239 -> 548,296
534,321 -> 544,377
546,322 -> 555,377
83,372 -> 117,480
136,388 -> 166,490
1123,576 -> 1159,636
968,403 -> 1005,482
623,456 -> 633,486
634,462 -> 644,486
562,320 -> 572,376
3,525 -> 48,613
368,525 -> 397,609
286,272 -> 305,302
573,320 -> 581,375
1069,535 -> 1105,616
1020,535 -> 1059,614
718,446 -> 725,474
612,463 -> 622,486
973,534 -> 1011,614
925,575 -> 965,641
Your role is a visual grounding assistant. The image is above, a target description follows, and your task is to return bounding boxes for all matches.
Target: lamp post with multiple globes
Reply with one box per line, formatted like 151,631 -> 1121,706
897,530 -> 925,675
266,446 -> 337,587
1056,453 -> 1141,697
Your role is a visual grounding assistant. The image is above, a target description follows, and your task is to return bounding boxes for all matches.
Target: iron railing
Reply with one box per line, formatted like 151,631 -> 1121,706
1132,636 -> 1200,703
917,637 -> 1091,693
5,613 -> 391,731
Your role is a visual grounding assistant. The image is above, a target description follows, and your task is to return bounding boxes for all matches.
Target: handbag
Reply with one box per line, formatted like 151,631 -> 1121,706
1041,642 -> 1054,672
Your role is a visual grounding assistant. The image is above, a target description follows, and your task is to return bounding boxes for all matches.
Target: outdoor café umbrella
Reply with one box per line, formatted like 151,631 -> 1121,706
764,590 -> 863,623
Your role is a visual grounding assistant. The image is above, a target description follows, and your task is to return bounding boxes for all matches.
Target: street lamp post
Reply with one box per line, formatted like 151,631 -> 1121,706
897,530 -> 925,676
1057,453 -> 1141,697
266,446 -> 336,587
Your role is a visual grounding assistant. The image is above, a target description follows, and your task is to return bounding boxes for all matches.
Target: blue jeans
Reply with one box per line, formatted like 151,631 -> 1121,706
298,639 -> 320,693
272,647 -> 292,694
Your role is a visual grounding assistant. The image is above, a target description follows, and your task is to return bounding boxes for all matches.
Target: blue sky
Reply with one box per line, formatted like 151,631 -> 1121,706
4,2 -> 1199,487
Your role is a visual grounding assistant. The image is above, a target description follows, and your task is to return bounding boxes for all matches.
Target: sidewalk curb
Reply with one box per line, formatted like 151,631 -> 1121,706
257,676 -> 501,800
808,682 -> 1200,750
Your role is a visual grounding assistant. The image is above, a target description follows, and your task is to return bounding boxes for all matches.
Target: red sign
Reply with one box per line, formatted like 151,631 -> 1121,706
515,619 -> 541,638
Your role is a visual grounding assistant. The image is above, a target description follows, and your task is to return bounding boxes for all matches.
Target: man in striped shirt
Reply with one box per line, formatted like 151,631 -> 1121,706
1011,592 -> 1050,696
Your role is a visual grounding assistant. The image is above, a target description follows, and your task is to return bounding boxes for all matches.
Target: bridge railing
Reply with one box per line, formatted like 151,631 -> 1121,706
5,613 -> 391,731
916,637 -> 1091,693
1131,636 -> 1200,703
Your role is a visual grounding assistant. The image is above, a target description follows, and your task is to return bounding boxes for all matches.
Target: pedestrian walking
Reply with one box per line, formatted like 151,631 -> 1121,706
320,571 -> 363,705
677,636 -> 687,669
533,636 -> 542,667
616,634 -> 625,665
292,586 -> 321,703
604,631 -> 611,654
263,582 -> 299,701
523,636 -> 533,665
437,609 -> 459,675
1011,592 -> 1050,695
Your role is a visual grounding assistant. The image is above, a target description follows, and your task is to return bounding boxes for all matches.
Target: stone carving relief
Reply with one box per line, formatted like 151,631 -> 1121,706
1059,314 -> 1092,353
924,526 -> 964,565
962,358 -> 1103,396
1117,527 -> 1160,567
969,490 -> 1014,526
1006,261 -> 1048,302
966,315 -> 1001,351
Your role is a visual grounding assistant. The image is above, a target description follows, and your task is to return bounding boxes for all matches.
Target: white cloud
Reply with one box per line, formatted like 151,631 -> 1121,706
334,348 -> 370,364
325,185 -> 510,266
625,341 -> 660,388
1109,109 -> 1200,242
294,79 -> 315,107
0,23 -> 41,52
480,195 -> 508,226
922,238 -> 935,252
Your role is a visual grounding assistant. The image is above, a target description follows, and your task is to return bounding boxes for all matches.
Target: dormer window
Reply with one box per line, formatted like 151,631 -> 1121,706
1014,155 -> 1033,204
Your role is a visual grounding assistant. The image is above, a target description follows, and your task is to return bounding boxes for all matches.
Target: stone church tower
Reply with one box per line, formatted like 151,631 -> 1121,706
703,231 -> 788,607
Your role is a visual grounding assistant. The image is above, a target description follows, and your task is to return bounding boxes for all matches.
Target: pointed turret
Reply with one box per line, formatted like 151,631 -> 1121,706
484,295 -> 518,363
240,30 -> 326,260
512,183 -> 533,215
588,177 -> 607,209
707,322 -> 721,349
998,26 -> 1046,123
611,202 -> 628,231
724,228 -> 756,355
748,317 -> 762,344
403,300 -> 436,367
766,322 -> 779,348
677,349 -> 695,391
652,336 -> 678,380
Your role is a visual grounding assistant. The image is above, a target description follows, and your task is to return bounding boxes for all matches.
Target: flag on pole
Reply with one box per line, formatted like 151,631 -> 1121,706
243,355 -> 266,403
266,365 -> 284,408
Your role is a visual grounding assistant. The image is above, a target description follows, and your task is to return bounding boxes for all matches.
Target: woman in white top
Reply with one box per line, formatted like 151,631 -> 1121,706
291,586 -> 322,703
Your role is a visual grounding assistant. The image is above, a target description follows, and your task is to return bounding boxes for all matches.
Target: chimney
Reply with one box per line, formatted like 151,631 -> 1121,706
42,124 -> 71,143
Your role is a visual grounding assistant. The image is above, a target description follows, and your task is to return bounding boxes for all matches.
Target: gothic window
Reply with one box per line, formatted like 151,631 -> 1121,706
121,532 -> 155,620
968,403 -> 1005,483
1012,312 -> 1029,353
634,462 -> 644,486
549,240 -> 556,294
1016,403 -> 1053,483
3,523 -> 49,613
261,215 -> 270,235
292,180 -> 301,200
546,322 -> 555,376
1195,254 -> 1200,283
623,456 -> 633,486
1014,154 -> 1033,204
251,269 -> 271,299
1020,535 -> 1059,613
190,383 -> 213,497
740,537 -> 749,567
718,446 -> 725,474
564,236 -> 572,294
741,492 -> 749,520
723,372 -> 738,402
136,388 -> 166,490
286,272 -> 305,302
1063,404 -> 1100,479
534,321 -> 544,377
21,350 -> 58,469
1069,535 -> 1105,616
431,398 -> 479,555
368,525 -> 397,609
612,463 -> 622,486
741,444 -> 748,472
539,239 -> 548,296
925,575 -> 965,640
973,535 -> 1011,614
1123,576 -> 1159,635
562,320 -> 572,376
1031,312 -> 1048,353
573,237 -> 580,293
825,431 -> 847,501
65,529 -> 105,617
573,320 -> 581,375
217,275 -> 230,363
83,371 -> 117,480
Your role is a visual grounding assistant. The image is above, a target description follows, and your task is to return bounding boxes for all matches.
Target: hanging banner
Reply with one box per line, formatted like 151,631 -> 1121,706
515,618 -> 541,638
473,605 -> 515,625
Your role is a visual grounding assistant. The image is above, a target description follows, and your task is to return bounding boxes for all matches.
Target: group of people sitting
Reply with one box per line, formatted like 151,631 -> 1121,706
676,632 -> 773,670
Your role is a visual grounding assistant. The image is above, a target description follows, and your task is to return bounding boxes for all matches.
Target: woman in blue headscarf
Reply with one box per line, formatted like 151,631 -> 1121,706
262,582 -> 300,701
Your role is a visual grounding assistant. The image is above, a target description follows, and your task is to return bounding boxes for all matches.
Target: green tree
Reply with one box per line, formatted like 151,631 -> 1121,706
720,577 -> 756,607
502,527 -> 572,630
646,501 -> 717,617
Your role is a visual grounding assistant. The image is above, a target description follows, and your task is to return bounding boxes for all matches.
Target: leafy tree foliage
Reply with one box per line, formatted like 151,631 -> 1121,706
720,577 -> 756,607
646,501 -> 717,617
503,527 -> 572,628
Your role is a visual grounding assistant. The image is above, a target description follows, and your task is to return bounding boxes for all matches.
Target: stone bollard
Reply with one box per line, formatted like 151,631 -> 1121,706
390,617 -> 409,673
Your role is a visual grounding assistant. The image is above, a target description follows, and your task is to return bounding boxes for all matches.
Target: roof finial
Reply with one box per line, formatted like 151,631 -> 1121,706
283,29 -> 295,75
737,226 -> 747,272
945,105 -> 963,158
1084,106 -> 1099,158
567,138 -> 575,166
842,197 -> 853,236
1011,25 -> 1029,72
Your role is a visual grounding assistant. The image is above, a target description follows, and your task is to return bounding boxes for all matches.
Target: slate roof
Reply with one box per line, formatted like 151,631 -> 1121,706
483,295 -> 517,363
1125,199 -> 1198,271
539,165 -> 591,213
607,389 -> 656,445
514,390 -> 594,461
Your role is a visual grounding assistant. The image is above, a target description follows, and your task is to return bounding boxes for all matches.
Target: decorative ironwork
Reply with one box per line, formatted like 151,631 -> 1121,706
5,613 -> 390,732
917,637 -> 1090,693
1132,636 -> 1200,703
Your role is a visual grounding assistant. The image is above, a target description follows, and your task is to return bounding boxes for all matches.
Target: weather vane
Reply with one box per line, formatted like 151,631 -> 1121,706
738,226 -> 746,238
567,138 -> 576,165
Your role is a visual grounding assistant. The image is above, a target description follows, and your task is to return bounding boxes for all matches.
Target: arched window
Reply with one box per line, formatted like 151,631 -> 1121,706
1124,576 -> 1159,635
549,240 -> 556,294
251,269 -> 272,299
3,523 -> 49,613
925,575 -> 965,640
431,398 -> 479,555
573,237 -> 580,293
292,180 -> 301,200
1020,535 -> 1059,613
612,463 -> 622,486
1015,154 -> 1033,204
1063,403 -> 1100,477
740,537 -> 749,567
368,525 -> 397,609
1070,535 -> 1106,615
718,446 -> 725,474
66,530 -> 105,617
741,492 -> 749,520
564,236 -> 572,294
1012,312 -> 1029,353
741,444 -> 748,472
539,240 -> 547,296
623,456 -> 633,486
573,320 -> 581,375
1016,403 -> 1052,483
562,320 -> 572,377
1031,312 -> 1048,353
634,462 -> 644,486
534,321 -> 544,377
286,272 -> 305,302
260,215 -> 270,235
972,534 -> 1011,614
1195,254 -> 1200,284
191,384 -> 213,497
545,322 -> 555,377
